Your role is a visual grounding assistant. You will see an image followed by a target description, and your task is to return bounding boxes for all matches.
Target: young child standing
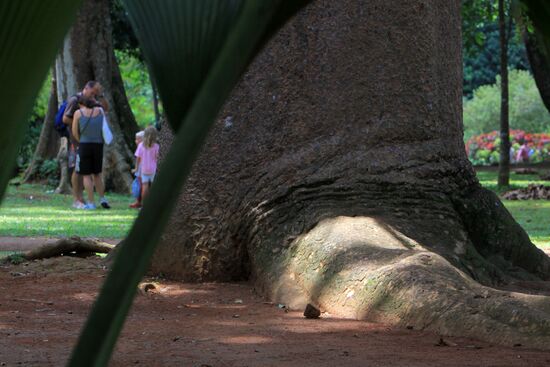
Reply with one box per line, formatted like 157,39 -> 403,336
129,131 -> 144,208
135,126 -> 159,205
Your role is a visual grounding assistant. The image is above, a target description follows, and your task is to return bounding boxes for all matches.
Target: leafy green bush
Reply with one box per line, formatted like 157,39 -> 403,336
40,159 -> 60,186
16,120 -> 42,171
463,69 -> 550,141
39,159 -> 59,178
16,75 -> 51,173
115,50 -> 159,128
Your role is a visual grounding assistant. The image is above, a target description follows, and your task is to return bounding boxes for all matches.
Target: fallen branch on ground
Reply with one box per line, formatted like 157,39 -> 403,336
3,237 -> 114,262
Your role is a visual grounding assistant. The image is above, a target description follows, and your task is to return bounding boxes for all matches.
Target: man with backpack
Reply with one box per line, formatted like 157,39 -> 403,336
61,81 -> 109,209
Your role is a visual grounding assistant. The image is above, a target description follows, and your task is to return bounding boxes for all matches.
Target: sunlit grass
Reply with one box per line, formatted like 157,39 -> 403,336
0,183 -> 138,238
1,176 -> 549,249
476,170 -> 550,249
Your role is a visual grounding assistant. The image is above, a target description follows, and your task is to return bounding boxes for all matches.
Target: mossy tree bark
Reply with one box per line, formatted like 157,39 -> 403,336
153,0 -> 550,348
55,0 -> 138,193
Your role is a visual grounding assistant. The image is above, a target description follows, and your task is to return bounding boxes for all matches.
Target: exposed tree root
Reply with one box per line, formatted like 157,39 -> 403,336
262,216 -> 550,350
4,237 -> 114,262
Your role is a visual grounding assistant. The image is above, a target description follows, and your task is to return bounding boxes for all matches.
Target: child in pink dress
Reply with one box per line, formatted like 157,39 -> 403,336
135,126 -> 159,205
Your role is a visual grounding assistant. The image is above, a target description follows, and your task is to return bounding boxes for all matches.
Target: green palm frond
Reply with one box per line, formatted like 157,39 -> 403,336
68,1 -> 312,366
0,1 -> 81,201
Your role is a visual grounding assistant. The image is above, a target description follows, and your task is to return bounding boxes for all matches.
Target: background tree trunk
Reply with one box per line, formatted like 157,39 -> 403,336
152,0 -> 550,347
497,0 -> 510,186
55,0 -> 138,193
150,74 -> 161,127
55,138 -> 71,194
23,69 -> 61,182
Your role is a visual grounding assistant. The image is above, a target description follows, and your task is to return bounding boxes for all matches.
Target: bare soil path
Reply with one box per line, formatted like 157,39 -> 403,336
1,257 -> 550,366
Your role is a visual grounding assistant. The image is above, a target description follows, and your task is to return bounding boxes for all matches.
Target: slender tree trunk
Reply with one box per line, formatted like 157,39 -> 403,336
524,28 -> 550,114
152,0 -> 550,348
23,69 -> 61,182
150,74 -> 161,126
498,0 -> 510,186
55,0 -> 138,193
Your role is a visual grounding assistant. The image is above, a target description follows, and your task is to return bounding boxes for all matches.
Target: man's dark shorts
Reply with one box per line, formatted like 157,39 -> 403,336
76,143 -> 104,175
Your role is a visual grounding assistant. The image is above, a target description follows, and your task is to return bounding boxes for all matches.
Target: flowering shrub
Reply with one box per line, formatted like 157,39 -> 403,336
465,130 -> 550,165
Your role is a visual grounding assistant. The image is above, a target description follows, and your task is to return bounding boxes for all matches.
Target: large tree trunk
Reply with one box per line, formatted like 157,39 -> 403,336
524,27 -> 550,114
23,69 -> 61,182
153,0 -> 550,348
55,0 -> 137,193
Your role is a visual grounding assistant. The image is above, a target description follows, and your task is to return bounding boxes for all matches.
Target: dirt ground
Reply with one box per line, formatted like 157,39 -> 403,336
1,256 -> 550,367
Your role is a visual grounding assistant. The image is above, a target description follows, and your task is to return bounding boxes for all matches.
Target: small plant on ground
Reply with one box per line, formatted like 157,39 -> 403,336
2,253 -> 25,265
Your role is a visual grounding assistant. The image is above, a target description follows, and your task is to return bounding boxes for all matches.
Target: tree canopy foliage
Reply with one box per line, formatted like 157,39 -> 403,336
462,0 -> 529,97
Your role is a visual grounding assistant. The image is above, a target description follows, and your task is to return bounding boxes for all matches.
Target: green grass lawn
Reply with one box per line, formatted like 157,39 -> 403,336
477,170 -> 550,249
0,183 -> 138,239
475,171 -> 547,194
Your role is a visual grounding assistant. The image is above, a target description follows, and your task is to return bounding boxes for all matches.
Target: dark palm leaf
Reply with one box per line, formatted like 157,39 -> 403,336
522,0 -> 550,38
123,0 -> 244,131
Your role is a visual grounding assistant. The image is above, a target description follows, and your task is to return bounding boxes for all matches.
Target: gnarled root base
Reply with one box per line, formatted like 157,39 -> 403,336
261,216 -> 550,350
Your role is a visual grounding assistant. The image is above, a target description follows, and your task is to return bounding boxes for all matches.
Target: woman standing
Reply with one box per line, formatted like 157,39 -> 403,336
72,98 -> 111,210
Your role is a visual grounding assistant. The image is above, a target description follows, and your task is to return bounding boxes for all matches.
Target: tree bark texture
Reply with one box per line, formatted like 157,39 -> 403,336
55,0 -> 138,193
497,0 -> 510,187
55,138 -> 71,194
152,0 -> 550,348
23,69 -> 61,182
524,27 -> 550,114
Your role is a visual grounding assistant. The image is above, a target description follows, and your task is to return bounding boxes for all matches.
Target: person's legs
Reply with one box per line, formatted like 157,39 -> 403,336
141,181 -> 150,203
92,173 -> 110,208
91,144 -> 110,209
69,142 -> 84,207
129,176 -> 142,208
93,173 -> 104,197
130,175 -> 143,209
72,170 -> 84,203
140,173 -> 155,205
77,143 -> 96,209
83,175 -> 95,205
